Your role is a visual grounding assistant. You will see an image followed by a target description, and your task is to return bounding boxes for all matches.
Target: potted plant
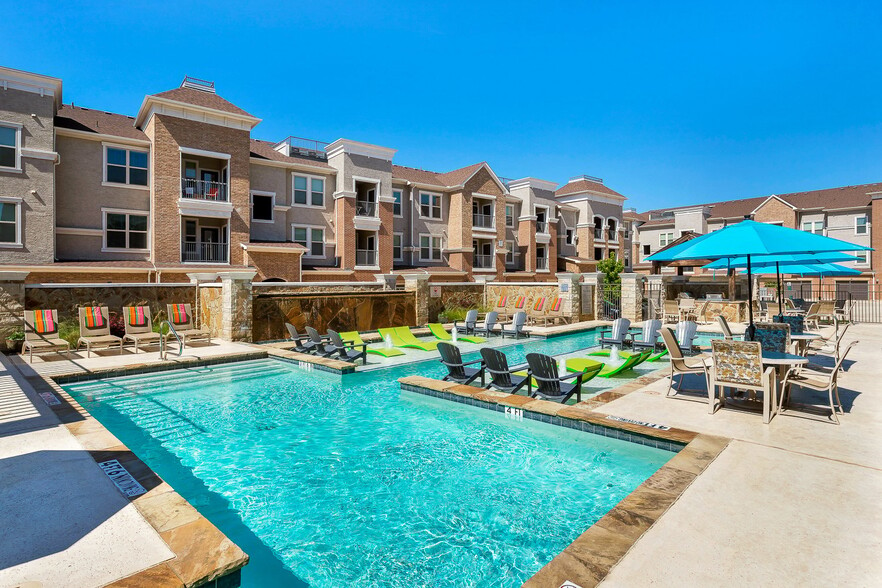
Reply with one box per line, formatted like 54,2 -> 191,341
5,327 -> 24,354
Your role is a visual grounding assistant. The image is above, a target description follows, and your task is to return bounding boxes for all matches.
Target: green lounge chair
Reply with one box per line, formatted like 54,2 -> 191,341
377,327 -> 439,351
513,357 -> 604,393
428,323 -> 487,344
648,349 -> 669,362
567,349 -> 652,378
339,331 -> 404,357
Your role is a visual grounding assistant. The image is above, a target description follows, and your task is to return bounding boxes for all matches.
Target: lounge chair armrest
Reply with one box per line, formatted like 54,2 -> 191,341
559,370 -> 584,381
462,358 -> 485,367
508,362 -> 530,372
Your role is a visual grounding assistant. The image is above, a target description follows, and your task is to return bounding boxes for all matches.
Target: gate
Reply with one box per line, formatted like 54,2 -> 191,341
598,284 -> 621,320
642,281 -> 665,320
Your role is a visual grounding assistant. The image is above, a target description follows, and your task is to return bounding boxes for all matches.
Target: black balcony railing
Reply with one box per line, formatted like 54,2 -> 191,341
537,220 -> 548,233
356,199 -> 377,217
181,178 -> 229,202
182,241 -> 228,263
474,254 -> 494,269
356,249 -> 377,266
472,213 -> 494,228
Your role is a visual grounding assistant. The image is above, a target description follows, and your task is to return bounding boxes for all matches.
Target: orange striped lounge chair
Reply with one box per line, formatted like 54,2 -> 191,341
23,309 -> 70,362
122,306 -> 162,353
77,306 -> 123,357
166,304 -> 212,347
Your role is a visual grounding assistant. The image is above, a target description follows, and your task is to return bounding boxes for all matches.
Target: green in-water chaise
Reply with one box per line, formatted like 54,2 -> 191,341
428,323 -> 487,344
377,327 -> 439,351
339,331 -> 405,357
513,357 -> 604,395
566,349 -> 652,378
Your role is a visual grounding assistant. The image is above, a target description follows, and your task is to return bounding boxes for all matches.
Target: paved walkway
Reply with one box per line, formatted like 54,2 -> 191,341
597,323 -> 882,586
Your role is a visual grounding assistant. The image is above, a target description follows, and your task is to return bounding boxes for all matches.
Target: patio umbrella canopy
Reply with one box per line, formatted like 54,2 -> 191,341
646,219 -> 873,338
704,251 -> 861,270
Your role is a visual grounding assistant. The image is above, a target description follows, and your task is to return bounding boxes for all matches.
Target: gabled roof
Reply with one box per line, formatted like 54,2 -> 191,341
151,87 -> 255,118
55,104 -> 147,141
556,178 -> 626,199
391,161 -> 502,190
250,139 -> 332,169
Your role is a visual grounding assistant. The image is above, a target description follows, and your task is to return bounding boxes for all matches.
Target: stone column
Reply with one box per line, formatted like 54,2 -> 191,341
218,271 -> 257,342
620,272 -> 645,322
556,273 -> 581,322
403,273 -> 430,326
374,274 -> 398,290
581,272 -> 604,320
0,271 -> 29,352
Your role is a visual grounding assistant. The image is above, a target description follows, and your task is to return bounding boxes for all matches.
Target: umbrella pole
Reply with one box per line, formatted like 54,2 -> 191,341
776,261 -> 783,318
746,254 -> 755,341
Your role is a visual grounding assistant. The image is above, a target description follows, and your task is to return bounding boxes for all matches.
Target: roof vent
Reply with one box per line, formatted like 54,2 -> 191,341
180,76 -> 216,93
569,174 -> 603,184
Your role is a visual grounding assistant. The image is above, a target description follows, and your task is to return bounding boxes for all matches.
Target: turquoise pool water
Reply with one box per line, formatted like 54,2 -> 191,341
63,332 -> 677,587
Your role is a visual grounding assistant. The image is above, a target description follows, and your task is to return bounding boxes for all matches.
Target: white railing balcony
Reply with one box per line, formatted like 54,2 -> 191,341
594,227 -> 603,240
474,254 -> 495,269
537,220 -> 548,233
472,213 -> 494,229
182,241 -> 228,263
608,229 -> 617,241
356,199 -> 377,217
181,179 -> 229,202
356,249 -> 377,266
536,257 -> 549,270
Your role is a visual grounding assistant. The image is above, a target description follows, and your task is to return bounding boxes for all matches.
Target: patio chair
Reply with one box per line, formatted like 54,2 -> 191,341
678,297 -> 697,321
816,300 -> 836,322
437,342 -> 484,386
122,306 -> 162,353
676,320 -> 699,353
660,327 -> 708,398
773,314 -> 804,335
339,330 -> 405,357
305,326 -> 337,357
630,319 -> 662,352
499,311 -> 528,339
802,302 -> 821,330
708,339 -> 777,423
528,296 -> 547,325
784,298 -> 805,316
22,309 -> 70,362
574,349 -> 652,377
833,299 -> 849,322
473,311 -> 499,338
395,326 -> 440,350
480,347 -> 530,395
599,317 -> 631,348
780,340 -> 858,424
165,304 -> 211,347
453,309 -> 479,335
77,306 -> 122,358
494,294 -> 509,321
663,300 -> 680,324
717,315 -> 735,340
428,323 -> 486,344
285,323 -> 319,354
525,353 -> 586,403
753,322 -> 791,354
808,320 -> 850,368
328,329 -> 368,365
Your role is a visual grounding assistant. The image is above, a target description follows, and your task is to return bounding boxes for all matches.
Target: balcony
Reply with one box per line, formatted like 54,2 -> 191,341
474,254 -> 495,269
594,227 -> 603,240
608,229 -> 617,241
356,249 -> 377,266
356,198 -> 377,217
537,220 -> 548,234
181,178 -> 229,202
472,213 -> 494,229
182,241 -> 228,263
536,257 -> 549,270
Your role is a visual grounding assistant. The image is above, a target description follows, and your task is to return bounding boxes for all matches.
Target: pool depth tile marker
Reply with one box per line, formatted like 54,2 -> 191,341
98,459 -> 147,497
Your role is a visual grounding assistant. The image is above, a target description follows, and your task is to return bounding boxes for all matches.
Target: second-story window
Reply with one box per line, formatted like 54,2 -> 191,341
505,204 -> 515,227
0,124 -> 21,171
251,192 -> 274,222
505,240 -> 515,264
659,232 -> 674,247
293,176 -> 324,207
293,226 -> 324,257
0,199 -> 21,244
856,216 -> 868,235
565,229 -> 575,245
420,192 -> 442,219
420,235 -> 442,260
393,190 -> 402,216
802,220 -> 824,235
105,146 -> 148,186
393,233 -> 403,260
104,211 -> 148,250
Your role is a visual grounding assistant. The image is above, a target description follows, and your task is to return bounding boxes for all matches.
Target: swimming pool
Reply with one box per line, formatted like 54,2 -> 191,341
63,332 -> 678,587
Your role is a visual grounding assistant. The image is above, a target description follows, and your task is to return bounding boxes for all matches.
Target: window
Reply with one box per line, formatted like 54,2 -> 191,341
856,216 -> 868,235
293,175 -> 324,207
565,228 -> 575,245
643,244 -> 651,256
659,232 -> 675,247
594,247 -> 603,260
505,240 -> 515,264
0,199 -> 20,244
251,192 -> 274,222
505,204 -> 515,227
393,190 -> 402,216
393,233 -> 403,260
105,146 -> 148,186
802,220 -> 824,235
420,192 -> 442,219
293,226 -> 325,257
104,211 -> 148,250
624,256 -> 630,267
854,250 -> 869,266
0,124 -> 21,170
419,234 -> 442,261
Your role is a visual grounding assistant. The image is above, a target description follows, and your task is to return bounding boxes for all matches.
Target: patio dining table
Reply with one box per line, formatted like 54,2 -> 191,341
762,350 -> 809,415
790,332 -> 822,355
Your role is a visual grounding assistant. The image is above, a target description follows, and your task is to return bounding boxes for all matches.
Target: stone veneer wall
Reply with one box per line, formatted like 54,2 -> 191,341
24,284 -> 198,324
198,285 -> 223,338
485,283 -> 566,321
427,284 -> 486,322
251,291 -> 416,342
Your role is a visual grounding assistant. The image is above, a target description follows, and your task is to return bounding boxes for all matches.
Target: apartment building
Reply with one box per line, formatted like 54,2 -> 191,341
630,184 -> 880,297
0,65 -> 628,284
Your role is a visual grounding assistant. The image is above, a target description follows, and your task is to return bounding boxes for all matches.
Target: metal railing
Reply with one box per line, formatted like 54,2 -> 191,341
536,221 -> 548,233
599,285 -> 622,320
356,249 -> 377,266
356,199 -> 377,217
594,227 -> 603,240
474,254 -> 494,269
275,135 -> 330,159
607,229 -> 617,241
158,320 -> 183,360
180,178 -> 229,202
472,213 -> 494,228
182,241 -> 228,263
536,257 -> 549,270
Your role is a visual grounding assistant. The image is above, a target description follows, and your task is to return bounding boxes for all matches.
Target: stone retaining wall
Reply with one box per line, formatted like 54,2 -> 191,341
427,284 -> 486,322
24,284 -> 198,324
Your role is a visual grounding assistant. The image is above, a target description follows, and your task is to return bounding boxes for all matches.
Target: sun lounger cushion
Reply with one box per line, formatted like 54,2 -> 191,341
127,306 -> 148,327
533,297 -> 546,311
33,310 -> 56,334
169,304 -> 189,325
515,296 -> 525,309
551,297 -> 562,312
339,331 -> 404,357
497,295 -> 507,308
82,306 -> 105,329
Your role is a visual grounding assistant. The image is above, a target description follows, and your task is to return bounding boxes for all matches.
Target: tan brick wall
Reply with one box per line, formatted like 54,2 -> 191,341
518,219 -> 537,272
335,196 -> 355,268
245,250 -> 302,282
147,114 -> 251,266
378,199 -> 394,273
873,199 -> 882,275
577,226 -> 593,259
753,197 -> 797,228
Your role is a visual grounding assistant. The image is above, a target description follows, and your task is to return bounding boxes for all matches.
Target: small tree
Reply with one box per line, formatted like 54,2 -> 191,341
597,256 -> 625,286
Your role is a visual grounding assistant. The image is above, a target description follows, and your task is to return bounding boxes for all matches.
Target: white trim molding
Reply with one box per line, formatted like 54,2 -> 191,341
325,138 -> 397,162
0,66 -> 62,108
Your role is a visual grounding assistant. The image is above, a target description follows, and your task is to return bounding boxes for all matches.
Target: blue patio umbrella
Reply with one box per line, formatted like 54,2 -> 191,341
647,219 -> 872,338
741,262 -> 862,316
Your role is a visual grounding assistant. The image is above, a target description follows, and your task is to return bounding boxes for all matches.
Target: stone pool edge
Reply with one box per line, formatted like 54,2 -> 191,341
397,373 -> 730,588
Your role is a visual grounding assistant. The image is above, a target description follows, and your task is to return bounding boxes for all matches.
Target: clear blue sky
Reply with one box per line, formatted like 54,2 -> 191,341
5,0 -> 881,210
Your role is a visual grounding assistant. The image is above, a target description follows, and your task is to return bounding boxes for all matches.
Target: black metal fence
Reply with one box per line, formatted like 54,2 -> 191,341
779,281 -> 882,323
599,284 -> 621,320
642,281 -> 665,320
